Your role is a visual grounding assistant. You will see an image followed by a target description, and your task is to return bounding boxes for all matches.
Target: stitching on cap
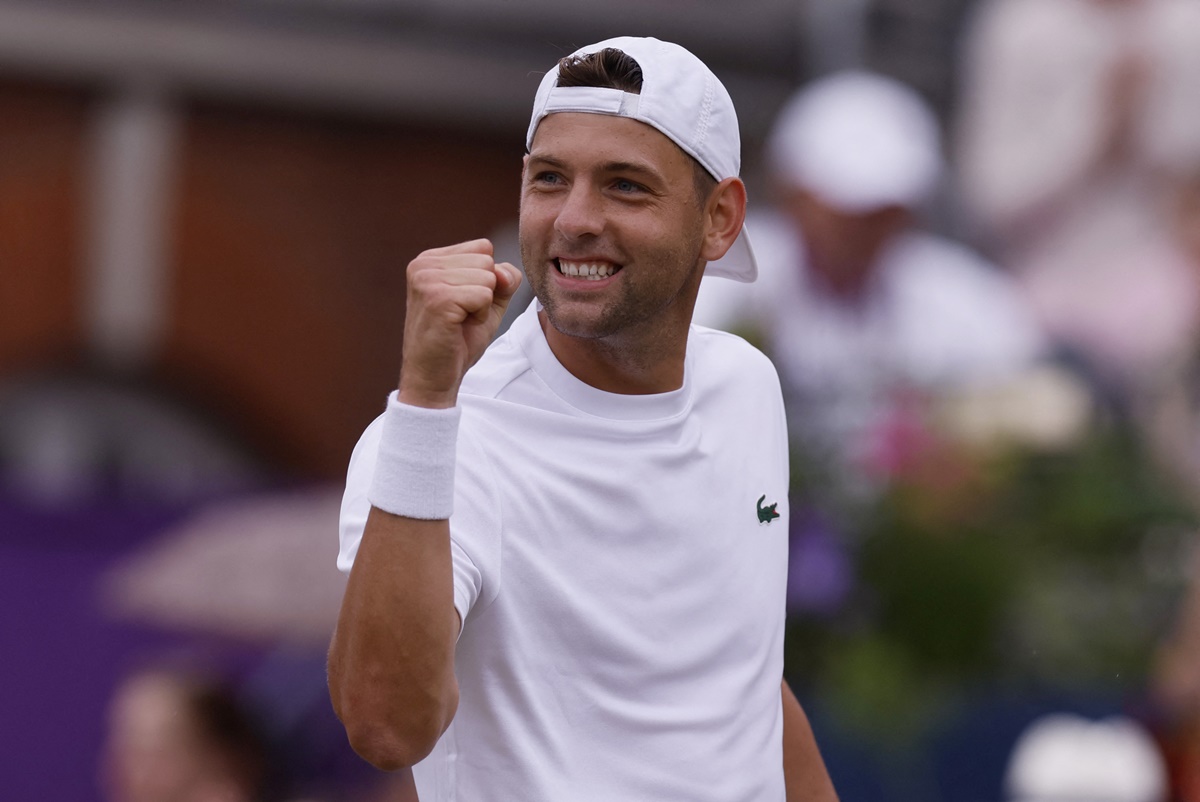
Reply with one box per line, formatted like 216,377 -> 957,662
693,75 -> 716,154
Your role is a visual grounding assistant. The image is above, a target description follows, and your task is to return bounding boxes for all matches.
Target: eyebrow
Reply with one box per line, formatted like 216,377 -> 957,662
526,154 -> 665,183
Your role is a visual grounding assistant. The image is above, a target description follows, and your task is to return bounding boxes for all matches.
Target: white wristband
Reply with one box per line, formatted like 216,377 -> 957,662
368,391 -> 462,520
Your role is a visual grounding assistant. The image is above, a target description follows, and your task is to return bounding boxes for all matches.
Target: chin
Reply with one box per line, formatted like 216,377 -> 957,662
542,308 -> 607,340
538,297 -> 621,340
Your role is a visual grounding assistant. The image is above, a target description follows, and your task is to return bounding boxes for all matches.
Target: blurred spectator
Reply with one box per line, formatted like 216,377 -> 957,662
694,70 -> 1044,505
101,665 -> 272,802
0,373 -> 264,504
1004,713 -> 1168,802
1116,181 -> 1200,793
1137,171 -> 1200,483
1035,170 -> 1200,396
957,0 -> 1200,396
1152,544 -> 1200,801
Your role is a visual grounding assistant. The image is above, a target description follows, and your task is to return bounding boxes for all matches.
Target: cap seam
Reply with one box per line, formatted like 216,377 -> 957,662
692,75 -> 716,171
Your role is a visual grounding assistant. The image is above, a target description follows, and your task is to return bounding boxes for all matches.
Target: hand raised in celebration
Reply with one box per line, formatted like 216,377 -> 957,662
397,239 -> 522,409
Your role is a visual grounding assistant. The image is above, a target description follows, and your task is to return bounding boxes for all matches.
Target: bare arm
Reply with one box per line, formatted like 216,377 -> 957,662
327,239 -> 521,770
329,511 -> 460,770
782,679 -> 839,802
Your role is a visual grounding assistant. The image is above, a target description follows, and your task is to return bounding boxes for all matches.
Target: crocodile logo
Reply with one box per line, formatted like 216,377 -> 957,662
756,494 -> 780,524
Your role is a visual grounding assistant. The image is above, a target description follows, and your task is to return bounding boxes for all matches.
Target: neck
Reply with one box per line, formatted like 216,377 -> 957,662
807,253 -> 875,302
538,310 -> 689,395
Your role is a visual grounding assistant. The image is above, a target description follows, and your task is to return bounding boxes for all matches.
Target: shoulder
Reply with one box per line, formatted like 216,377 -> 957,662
885,231 -> 1046,370
888,231 -> 1021,299
689,325 -> 784,395
690,323 -> 773,361
968,0 -> 1082,40
692,211 -> 803,332
886,232 -> 1036,329
459,303 -> 538,401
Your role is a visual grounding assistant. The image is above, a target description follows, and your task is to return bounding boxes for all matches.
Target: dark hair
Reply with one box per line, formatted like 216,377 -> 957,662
184,677 -> 270,797
118,664 -> 271,798
555,47 -> 718,205
557,48 -> 644,94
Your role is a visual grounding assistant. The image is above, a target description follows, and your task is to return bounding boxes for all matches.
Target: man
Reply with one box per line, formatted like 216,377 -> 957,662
694,70 -> 1042,504
328,36 -> 839,801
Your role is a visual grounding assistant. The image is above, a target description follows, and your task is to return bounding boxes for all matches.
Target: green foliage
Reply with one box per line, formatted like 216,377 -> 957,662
787,419 -> 1196,749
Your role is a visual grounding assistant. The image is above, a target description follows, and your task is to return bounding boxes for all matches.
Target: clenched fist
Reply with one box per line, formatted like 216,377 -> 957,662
398,239 -> 522,409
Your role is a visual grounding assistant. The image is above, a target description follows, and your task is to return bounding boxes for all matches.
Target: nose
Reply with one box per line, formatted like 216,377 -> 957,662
553,183 -> 604,240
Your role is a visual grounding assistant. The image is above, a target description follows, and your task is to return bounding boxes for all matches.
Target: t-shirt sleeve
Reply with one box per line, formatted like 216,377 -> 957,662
337,414 -> 382,574
446,421 -> 503,624
337,409 -> 503,632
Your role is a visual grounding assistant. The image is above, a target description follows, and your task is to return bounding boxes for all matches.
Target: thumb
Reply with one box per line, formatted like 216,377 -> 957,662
491,263 -> 523,321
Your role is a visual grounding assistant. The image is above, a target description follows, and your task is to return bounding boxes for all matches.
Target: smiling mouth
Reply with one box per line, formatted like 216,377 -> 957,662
556,259 -> 619,281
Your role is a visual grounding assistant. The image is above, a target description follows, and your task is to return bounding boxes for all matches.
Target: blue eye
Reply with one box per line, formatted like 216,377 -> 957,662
614,179 -> 643,194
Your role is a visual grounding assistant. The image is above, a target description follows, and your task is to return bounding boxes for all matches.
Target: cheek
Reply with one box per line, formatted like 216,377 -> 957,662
517,196 -> 559,240
517,206 -> 546,254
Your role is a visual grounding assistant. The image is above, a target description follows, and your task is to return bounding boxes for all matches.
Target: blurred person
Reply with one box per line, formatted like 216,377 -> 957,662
1036,169 -> 1200,801
1134,171 -> 1200,495
328,37 -> 838,802
957,0 -> 1200,395
101,666 -> 271,802
1032,170 -> 1200,396
693,70 -> 1044,500
1151,538 -> 1200,801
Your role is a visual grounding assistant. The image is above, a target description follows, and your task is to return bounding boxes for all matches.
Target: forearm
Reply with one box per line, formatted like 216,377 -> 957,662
782,679 -> 839,802
329,507 -> 460,770
329,239 -> 518,770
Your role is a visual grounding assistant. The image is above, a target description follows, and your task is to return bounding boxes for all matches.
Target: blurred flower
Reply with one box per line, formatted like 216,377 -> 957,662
857,391 -> 995,530
787,507 -> 853,616
936,365 -> 1094,453
784,364 -> 1195,756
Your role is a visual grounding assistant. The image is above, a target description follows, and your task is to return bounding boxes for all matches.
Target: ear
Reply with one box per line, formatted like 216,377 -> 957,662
700,177 -> 748,263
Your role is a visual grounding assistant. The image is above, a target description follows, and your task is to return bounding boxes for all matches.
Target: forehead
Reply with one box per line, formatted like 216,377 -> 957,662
109,674 -> 192,739
527,112 -> 694,176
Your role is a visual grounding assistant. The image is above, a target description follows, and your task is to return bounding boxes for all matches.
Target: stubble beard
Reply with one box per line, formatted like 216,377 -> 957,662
519,234 -> 705,343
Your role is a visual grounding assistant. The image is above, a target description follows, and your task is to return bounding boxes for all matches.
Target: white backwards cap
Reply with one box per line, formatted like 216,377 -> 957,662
768,70 -> 943,213
527,36 -> 757,283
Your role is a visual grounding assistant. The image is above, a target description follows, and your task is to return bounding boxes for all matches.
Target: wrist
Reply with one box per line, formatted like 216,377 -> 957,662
397,376 -> 460,410
396,388 -> 459,410
368,391 -> 461,520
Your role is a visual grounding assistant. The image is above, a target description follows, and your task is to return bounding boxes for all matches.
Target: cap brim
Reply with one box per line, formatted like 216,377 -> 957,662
703,225 -> 757,283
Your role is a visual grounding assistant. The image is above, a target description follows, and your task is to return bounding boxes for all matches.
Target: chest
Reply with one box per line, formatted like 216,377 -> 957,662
475,410 -> 789,667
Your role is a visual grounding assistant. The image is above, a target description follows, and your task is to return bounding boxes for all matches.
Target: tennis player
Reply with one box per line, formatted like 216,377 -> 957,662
329,36 -> 839,801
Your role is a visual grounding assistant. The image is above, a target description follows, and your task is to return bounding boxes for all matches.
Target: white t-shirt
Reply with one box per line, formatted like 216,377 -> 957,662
340,302 -> 792,802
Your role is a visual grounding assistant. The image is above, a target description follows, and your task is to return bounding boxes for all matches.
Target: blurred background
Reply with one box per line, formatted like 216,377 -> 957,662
1,0 -> 1199,800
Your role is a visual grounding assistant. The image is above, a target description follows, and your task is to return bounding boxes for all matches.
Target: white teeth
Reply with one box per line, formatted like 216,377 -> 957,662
558,260 -> 616,280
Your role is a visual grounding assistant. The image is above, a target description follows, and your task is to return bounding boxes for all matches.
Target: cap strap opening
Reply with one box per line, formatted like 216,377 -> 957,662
542,86 -> 640,119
